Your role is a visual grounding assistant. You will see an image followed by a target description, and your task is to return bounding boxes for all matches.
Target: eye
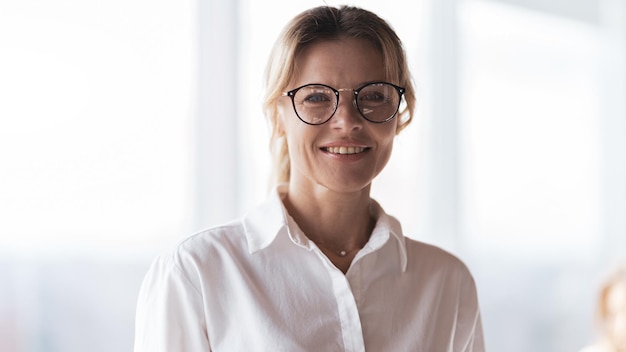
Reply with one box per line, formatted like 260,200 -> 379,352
297,86 -> 335,106
358,91 -> 391,107
303,92 -> 333,103
359,91 -> 387,102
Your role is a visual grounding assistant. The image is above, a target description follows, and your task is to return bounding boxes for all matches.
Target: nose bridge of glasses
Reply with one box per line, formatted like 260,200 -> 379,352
335,88 -> 358,109
331,91 -> 363,126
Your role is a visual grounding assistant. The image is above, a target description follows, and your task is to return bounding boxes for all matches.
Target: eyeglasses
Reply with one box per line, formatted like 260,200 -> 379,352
282,82 -> 405,125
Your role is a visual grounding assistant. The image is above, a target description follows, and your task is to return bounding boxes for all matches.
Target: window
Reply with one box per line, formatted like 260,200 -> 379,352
460,1 -> 603,255
458,1 -> 626,350
0,1 -> 194,351
0,0 -> 195,252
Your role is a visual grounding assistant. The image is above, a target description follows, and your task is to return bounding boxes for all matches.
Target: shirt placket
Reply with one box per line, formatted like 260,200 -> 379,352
318,252 -> 366,352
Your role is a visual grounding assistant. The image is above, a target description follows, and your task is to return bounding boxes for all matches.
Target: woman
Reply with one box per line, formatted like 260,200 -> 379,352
134,5 -> 484,351
580,265 -> 626,352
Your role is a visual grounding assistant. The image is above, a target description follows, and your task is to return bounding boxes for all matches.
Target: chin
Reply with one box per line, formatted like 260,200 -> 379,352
318,178 -> 373,194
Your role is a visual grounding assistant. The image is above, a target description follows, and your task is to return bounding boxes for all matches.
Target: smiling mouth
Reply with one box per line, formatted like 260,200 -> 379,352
322,146 -> 368,155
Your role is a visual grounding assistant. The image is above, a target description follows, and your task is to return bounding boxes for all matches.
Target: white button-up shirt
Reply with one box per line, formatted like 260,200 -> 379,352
134,186 -> 485,351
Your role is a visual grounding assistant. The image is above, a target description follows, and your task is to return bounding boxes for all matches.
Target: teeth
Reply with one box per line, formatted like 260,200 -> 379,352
325,146 -> 366,155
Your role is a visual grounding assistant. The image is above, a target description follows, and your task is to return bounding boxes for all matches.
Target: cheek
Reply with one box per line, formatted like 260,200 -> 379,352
380,141 -> 394,169
277,104 -> 310,163
371,130 -> 396,175
277,100 -> 307,136
378,128 -> 397,156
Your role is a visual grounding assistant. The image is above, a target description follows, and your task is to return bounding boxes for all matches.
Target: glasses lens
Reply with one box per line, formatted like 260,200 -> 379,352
357,83 -> 401,122
293,85 -> 337,125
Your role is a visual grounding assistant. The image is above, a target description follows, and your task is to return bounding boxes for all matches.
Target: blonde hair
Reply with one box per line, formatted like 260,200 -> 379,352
262,5 -> 416,185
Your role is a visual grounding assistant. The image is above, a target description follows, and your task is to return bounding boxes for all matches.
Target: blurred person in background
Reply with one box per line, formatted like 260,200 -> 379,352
581,265 -> 626,352
133,5 -> 484,351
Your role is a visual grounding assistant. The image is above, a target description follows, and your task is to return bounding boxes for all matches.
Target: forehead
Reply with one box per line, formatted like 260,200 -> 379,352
291,37 -> 385,88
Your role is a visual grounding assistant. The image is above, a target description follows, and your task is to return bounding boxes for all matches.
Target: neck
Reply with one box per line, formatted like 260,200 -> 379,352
284,182 -> 374,254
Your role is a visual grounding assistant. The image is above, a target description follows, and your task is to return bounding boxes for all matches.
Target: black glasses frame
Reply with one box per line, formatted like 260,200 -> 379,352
282,81 -> 405,125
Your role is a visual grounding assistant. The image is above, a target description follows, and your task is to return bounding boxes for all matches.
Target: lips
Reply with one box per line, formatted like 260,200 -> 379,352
322,146 -> 367,155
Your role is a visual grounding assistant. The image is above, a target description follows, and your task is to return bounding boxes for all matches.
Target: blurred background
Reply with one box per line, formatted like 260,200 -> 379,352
0,0 -> 624,351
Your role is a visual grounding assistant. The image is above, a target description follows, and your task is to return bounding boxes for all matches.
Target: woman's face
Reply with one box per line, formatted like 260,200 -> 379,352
277,37 -> 398,194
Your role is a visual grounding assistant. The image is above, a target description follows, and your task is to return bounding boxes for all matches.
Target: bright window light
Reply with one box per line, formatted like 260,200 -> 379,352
459,1 -> 603,254
0,0 -> 195,254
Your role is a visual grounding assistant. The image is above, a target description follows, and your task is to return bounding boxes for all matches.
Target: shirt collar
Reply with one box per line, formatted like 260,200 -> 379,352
241,185 -> 289,253
368,199 -> 408,272
242,184 -> 408,272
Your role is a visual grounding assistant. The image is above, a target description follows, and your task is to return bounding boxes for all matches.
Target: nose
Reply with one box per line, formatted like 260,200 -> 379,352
330,91 -> 363,131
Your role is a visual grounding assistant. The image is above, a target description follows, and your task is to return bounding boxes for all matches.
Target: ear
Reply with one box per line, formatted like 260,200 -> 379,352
272,116 -> 284,138
274,104 -> 287,137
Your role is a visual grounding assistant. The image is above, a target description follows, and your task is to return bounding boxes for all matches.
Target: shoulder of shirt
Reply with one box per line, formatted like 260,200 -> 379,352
403,237 -> 474,277
150,187 -> 290,276
149,219 -> 245,271
180,219 -> 248,259
142,219 -> 250,292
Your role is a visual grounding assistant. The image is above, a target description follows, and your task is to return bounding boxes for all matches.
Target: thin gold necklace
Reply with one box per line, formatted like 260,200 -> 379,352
315,216 -> 375,257
316,243 -> 360,257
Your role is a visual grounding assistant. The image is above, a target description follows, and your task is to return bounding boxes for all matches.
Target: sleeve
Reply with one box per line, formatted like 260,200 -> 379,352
133,254 -> 210,352
455,270 -> 486,352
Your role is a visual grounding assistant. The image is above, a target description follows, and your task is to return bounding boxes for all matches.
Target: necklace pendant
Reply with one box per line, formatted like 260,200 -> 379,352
339,250 -> 347,256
